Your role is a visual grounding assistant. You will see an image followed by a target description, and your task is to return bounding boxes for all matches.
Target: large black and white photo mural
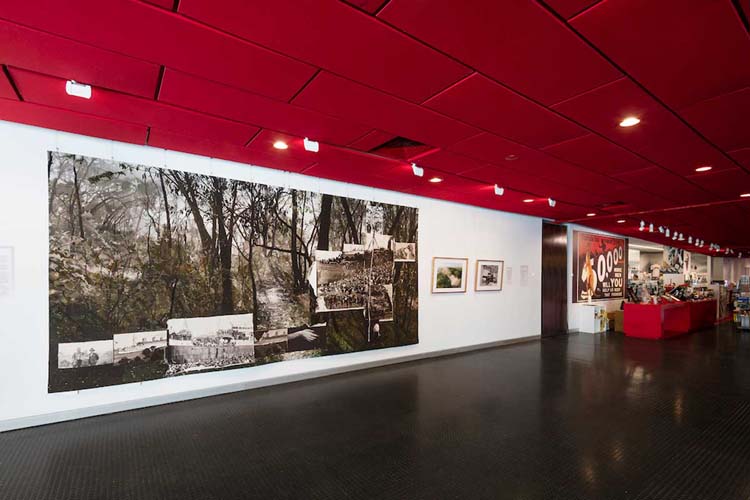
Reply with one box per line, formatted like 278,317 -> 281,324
48,152 -> 419,392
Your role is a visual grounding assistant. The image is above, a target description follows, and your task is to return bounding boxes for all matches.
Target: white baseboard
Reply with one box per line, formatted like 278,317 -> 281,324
0,335 -> 540,433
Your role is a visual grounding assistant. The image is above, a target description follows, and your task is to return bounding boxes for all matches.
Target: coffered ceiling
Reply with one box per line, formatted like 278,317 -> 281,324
0,0 -> 748,253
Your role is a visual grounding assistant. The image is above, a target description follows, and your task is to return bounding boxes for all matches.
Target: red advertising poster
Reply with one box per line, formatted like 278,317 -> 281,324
573,231 -> 627,303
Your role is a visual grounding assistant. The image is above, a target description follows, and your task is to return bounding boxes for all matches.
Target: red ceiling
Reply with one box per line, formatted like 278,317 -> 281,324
0,0 -> 749,254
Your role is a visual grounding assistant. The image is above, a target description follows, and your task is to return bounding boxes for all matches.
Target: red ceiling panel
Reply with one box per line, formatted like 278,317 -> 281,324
552,78 -> 676,151
343,0 -> 388,14
378,0 -> 621,105
0,97 -> 147,144
292,72 -> 480,148
424,73 -> 586,148
142,0 -> 174,8
638,123 -> 738,176
541,134 -> 651,176
148,129 -> 314,173
178,0 -> 471,103
731,149 -> 750,169
158,69 -> 368,146
0,68 -> 16,100
448,132 -> 531,167
347,130 -> 396,152
613,167 -> 716,204
545,0 -> 601,19
687,168 -> 750,199
0,0 -> 315,101
552,78 -> 735,176
415,150 -> 491,175
0,21 -> 160,99
571,0 -> 750,109
680,87 -> 750,153
10,68 -> 258,144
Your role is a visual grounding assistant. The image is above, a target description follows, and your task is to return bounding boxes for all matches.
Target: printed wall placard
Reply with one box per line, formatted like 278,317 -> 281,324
48,152 -> 418,392
573,231 -> 627,303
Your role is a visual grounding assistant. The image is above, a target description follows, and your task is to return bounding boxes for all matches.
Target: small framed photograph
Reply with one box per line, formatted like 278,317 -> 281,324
475,259 -> 504,292
431,257 -> 469,293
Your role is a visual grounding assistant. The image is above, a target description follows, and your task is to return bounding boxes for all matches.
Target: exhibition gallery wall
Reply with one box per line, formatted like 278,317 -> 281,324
0,121 -> 542,430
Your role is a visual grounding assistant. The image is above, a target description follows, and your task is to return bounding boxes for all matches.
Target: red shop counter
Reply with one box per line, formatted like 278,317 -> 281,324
623,299 -> 717,339
623,302 -> 691,339
686,299 -> 717,331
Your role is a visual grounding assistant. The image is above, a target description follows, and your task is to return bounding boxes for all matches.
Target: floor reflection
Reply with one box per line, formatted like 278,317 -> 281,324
2,324 -> 750,499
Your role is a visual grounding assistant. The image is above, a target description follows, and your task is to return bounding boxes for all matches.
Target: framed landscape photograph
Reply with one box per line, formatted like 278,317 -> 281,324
475,259 -> 504,292
431,257 -> 468,293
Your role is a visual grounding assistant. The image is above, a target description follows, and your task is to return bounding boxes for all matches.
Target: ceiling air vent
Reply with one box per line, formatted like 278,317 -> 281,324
368,136 -> 434,161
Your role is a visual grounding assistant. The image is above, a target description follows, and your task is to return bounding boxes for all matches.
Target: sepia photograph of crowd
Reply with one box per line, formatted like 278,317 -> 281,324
48,152 -> 419,392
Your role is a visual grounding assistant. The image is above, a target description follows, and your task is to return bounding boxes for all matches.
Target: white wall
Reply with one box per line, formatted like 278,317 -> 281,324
0,121 -> 543,430
566,224 -> 626,330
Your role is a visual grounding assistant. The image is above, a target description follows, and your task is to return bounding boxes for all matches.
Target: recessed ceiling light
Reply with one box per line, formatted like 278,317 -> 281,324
504,154 -> 519,161
273,140 -> 288,150
619,116 -> 640,127
523,198 -> 534,203
65,80 -> 92,99
617,219 -> 626,223
694,165 -> 712,172
429,177 -> 443,183
741,193 -> 750,198
586,213 -> 596,217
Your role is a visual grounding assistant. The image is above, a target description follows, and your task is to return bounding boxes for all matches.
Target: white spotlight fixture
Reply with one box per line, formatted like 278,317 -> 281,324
639,220 -> 646,231
619,116 -> 640,127
303,137 -> 319,153
411,163 -> 424,177
678,233 -> 685,241
665,228 -> 670,238
658,226 -> 664,233
65,80 -> 92,99
649,223 -> 654,233
273,140 -> 288,150
688,236 -> 693,244
547,198 -> 556,207
494,185 -> 505,196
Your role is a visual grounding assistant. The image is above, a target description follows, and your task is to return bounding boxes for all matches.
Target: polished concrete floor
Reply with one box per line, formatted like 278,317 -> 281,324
3,324 -> 750,499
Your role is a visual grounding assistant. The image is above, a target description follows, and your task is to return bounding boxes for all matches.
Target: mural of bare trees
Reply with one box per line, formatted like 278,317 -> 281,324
48,152 -> 418,392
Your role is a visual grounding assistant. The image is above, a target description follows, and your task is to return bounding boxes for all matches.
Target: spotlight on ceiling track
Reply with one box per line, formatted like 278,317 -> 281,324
494,185 -> 505,196
65,80 -> 92,99
619,116 -> 640,127
303,137 -> 319,153
639,220 -> 645,231
273,140 -> 288,150
649,223 -> 654,233
678,233 -> 685,241
688,236 -> 693,244
548,198 -> 556,207
411,163 -> 424,177
665,228 -> 670,238
658,226 -> 664,233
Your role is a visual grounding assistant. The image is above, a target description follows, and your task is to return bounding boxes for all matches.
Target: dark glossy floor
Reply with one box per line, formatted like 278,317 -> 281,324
4,324 -> 750,500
